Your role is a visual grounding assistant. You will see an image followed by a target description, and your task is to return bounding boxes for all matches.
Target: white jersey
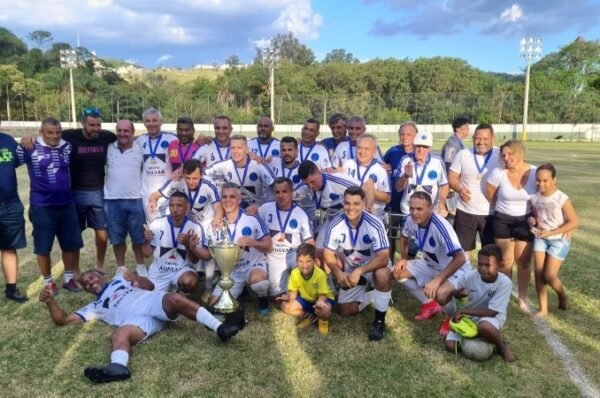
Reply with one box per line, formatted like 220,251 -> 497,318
530,190 -> 569,240
136,132 -> 178,196
158,178 -> 220,225
487,166 -> 537,216
312,173 -> 358,222
331,141 -> 384,167
395,153 -> 448,214
297,142 -> 332,170
248,137 -> 281,159
267,158 -> 302,186
206,210 -> 269,271
457,269 -> 512,325
148,215 -> 206,275
342,159 -> 390,219
323,211 -> 390,272
205,157 -> 275,208
193,140 -> 231,168
402,213 -> 468,272
258,201 -> 313,265
449,147 -> 500,215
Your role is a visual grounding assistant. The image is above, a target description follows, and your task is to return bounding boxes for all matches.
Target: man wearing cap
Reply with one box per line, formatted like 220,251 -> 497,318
394,130 -> 448,217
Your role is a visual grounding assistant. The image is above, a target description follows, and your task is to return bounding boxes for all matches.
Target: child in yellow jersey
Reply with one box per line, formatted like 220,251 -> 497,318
276,243 -> 335,335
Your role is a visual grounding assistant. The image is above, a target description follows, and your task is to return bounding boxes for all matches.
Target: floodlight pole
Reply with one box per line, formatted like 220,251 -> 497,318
60,49 -> 78,128
263,48 -> 277,122
68,67 -> 76,126
520,37 -> 542,141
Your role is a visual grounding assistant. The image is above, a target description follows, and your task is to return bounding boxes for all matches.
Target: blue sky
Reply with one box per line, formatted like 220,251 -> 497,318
0,0 -> 598,73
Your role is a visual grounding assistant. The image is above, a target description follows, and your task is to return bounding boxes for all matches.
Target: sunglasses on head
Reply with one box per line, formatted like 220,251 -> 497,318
83,107 -> 101,118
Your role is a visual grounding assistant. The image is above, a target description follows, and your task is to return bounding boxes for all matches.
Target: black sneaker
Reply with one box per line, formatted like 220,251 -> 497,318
216,323 -> 240,342
84,363 -> 131,383
368,320 -> 385,341
5,288 -> 28,303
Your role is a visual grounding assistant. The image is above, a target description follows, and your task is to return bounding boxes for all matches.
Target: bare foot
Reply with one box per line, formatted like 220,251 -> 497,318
533,310 -> 548,319
518,298 -> 530,313
498,343 -> 516,363
558,295 -> 569,310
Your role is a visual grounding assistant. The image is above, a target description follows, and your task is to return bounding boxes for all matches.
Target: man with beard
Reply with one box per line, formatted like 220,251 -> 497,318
249,116 -> 280,162
167,116 -> 200,171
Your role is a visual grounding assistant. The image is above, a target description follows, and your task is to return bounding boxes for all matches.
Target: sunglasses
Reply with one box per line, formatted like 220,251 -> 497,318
83,107 -> 101,118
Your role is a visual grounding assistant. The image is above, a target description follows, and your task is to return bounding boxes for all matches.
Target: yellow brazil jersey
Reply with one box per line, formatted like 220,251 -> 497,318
288,266 -> 335,302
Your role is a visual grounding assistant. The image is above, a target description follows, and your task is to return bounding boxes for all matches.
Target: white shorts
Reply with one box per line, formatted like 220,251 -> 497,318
337,271 -> 375,307
446,316 -> 502,342
212,262 -> 268,299
407,259 -> 470,289
148,264 -> 196,292
121,290 -> 171,339
315,217 -> 335,249
267,252 -> 296,296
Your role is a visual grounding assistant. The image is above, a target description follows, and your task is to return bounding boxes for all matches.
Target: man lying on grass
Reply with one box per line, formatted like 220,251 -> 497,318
39,267 -> 240,384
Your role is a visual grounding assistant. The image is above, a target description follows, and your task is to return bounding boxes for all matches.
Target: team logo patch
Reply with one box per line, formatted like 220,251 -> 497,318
272,149 -> 280,156
329,193 -> 339,200
428,170 -> 438,180
199,196 -> 207,203
242,226 -> 252,236
161,141 -> 169,148
369,174 -> 377,182
289,219 -> 298,229
429,236 -> 436,247
363,234 -> 372,244
311,153 -> 320,161
249,172 -> 258,181
292,175 -> 300,183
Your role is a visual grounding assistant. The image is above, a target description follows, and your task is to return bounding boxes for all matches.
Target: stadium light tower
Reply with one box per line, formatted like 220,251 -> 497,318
520,37 -> 543,141
59,48 -> 78,127
263,47 -> 279,122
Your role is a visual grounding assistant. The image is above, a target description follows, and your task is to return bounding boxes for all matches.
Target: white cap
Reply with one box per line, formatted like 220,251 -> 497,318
413,131 -> 433,147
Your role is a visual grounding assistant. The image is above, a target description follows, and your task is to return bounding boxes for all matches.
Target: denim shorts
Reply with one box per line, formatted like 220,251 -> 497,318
534,237 -> 571,261
0,200 -> 26,250
72,189 -> 107,230
105,199 -> 146,245
29,203 -> 84,254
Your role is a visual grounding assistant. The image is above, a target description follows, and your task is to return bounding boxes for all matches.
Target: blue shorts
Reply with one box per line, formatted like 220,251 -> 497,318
534,237 -> 571,261
29,203 -> 84,255
105,199 -> 146,245
296,294 -> 336,314
72,189 -> 107,230
0,200 -> 26,250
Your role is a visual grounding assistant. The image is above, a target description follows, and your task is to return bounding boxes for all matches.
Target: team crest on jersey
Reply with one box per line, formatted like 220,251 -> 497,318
289,219 -> 298,229
428,170 -> 438,179
369,174 -> 377,182
199,196 -> 207,203
242,226 -> 252,236
429,236 -> 436,247
311,153 -> 319,161
487,290 -> 496,299
272,149 -> 280,156
249,172 -> 258,181
161,141 -> 169,148
363,234 -> 372,244
329,193 -> 339,200
292,175 -> 300,183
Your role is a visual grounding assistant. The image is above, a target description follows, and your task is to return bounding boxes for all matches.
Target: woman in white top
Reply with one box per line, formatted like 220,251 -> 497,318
485,140 -> 537,312
528,163 -> 578,317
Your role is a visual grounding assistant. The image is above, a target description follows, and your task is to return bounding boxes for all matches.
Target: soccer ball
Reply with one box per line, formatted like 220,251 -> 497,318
461,338 -> 494,361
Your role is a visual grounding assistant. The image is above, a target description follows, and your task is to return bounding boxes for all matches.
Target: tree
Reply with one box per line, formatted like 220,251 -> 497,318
255,32 -> 315,66
225,55 -> 240,69
26,30 -> 53,49
322,49 -> 359,64
0,27 -> 27,61
0,64 -> 25,120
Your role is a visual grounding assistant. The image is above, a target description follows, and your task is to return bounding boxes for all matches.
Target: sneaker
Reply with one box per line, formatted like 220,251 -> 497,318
368,320 -> 385,341
296,312 -> 317,329
62,278 -> 82,293
84,363 -> 131,383
47,281 -> 59,297
414,301 -> 443,321
5,288 -> 28,303
318,319 -> 329,335
439,316 -> 451,336
216,324 -> 240,342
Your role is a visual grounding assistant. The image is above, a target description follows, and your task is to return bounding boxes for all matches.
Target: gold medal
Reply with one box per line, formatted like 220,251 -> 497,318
416,185 -> 424,192
415,250 -> 425,260
476,173 -> 483,180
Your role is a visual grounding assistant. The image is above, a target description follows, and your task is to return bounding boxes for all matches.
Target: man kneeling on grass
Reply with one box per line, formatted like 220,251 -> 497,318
39,267 -> 240,384
276,243 -> 335,335
444,244 -> 515,362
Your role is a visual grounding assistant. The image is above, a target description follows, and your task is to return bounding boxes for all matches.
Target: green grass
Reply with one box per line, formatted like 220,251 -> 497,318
1,142 -> 599,397
146,68 -> 223,84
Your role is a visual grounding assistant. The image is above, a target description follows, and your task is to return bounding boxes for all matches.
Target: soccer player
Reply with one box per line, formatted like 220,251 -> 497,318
136,108 -> 178,222
193,114 -> 233,168
444,244 -> 515,362
204,135 -> 275,211
249,116 -> 280,161
441,116 -> 470,171
39,268 -> 239,384
320,113 -> 348,159
143,192 -> 210,293
258,177 -> 314,297
322,186 -> 393,341
277,243 -> 335,335
207,183 -> 273,314
297,118 -> 332,170
331,116 -> 384,167
16,118 -> 84,294
393,192 -> 471,336
168,116 -> 200,171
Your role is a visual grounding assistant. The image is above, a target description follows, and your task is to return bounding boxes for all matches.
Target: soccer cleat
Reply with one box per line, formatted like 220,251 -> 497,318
62,279 -> 83,293
5,288 -> 28,303
439,316 -> 451,336
414,300 -> 443,321
216,323 -> 240,342
318,319 -> 329,335
84,363 -> 131,383
368,320 -> 385,341
296,312 -> 317,329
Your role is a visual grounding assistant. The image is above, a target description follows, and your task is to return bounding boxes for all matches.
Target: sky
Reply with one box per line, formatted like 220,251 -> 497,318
0,0 -> 599,74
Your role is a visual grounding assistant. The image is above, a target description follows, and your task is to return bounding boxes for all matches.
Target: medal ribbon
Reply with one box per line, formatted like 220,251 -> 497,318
416,217 -> 432,253
276,204 -> 295,234
412,153 -> 431,186
356,159 -> 376,184
259,139 -> 273,158
148,133 -> 163,160
216,141 -> 230,161
300,143 -> 316,162
226,211 -> 242,242
168,215 -> 188,252
345,213 -> 364,248
473,147 -> 493,175
178,142 -> 193,164
234,156 -> 250,187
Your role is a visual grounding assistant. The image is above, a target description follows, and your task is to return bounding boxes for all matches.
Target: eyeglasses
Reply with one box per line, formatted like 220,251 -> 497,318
83,107 -> 101,118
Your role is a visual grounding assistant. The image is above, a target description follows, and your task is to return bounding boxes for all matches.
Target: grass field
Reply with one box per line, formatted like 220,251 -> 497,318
1,141 -> 599,397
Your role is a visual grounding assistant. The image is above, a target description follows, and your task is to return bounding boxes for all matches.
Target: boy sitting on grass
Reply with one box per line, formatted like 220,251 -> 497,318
276,243 -> 335,335
445,244 -> 515,362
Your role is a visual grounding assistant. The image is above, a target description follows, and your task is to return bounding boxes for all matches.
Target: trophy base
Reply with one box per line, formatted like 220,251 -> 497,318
212,305 -> 246,330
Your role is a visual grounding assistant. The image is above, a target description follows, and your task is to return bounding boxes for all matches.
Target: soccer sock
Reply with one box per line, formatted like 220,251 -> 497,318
136,264 -> 147,274
250,280 -> 269,297
43,276 -> 53,285
443,298 -> 456,316
5,283 -> 16,294
110,350 -> 129,367
196,307 -> 222,332
400,278 -> 430,304
358,290 -> 374,312
64,272 -> 74,283
373,289 -> 392,313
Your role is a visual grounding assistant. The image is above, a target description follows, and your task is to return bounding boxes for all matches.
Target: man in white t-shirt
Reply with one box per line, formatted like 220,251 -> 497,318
393,192 -> 471,336
193,115 -> 233,168
297,118 -> 332,171
249,116 -> 281,162
332,116 -> 384,167
259,177 -> 314,296
136,108 -> 177,223
143,192 -> 210,294
342,133 -> 390,219
323,186 -> 393,341
448,124 -> 500,256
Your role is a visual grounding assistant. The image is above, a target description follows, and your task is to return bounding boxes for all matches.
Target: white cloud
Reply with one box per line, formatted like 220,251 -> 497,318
249,37 -> 271,50
155,54 -> 174,64
500,4 -> 524,22
274,1 -> 323,40
87,0 -> 113,8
